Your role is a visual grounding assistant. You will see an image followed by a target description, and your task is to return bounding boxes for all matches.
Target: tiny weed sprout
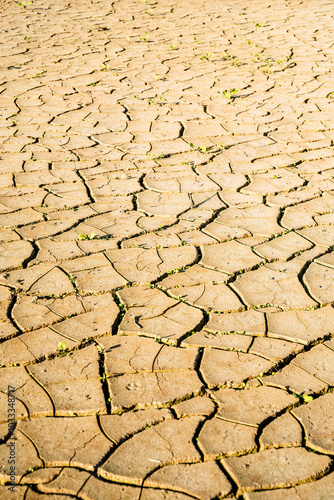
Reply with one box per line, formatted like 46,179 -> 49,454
294,393 -> 313,403
201,53 -> 213,61
277,58 -> 284,64
78,233 -> 96,240
32,70 -> 46,78
222,88 -> 238,99
56,342 -> 67,355
189,143 -> 210,153
100,63 -> 110,71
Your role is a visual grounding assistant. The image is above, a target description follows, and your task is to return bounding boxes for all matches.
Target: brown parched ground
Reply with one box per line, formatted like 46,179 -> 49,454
0,0 -> 334,498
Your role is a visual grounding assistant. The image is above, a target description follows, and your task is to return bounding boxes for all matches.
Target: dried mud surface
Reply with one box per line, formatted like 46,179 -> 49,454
0,0 -> 334,498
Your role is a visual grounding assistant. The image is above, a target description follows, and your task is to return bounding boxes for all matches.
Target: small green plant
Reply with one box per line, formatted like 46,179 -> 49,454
222,88 -> 238,99
139,32 -> 148,41
77,233 -> 96,240
68,274 -> 76,284
255,21 -> 265,27
100,63 -> 110,71
32,70 -> 46,78
56,342 -> 67,355
201,53 -> 213,61
18,1 -> 32,7
294,393 -> 313,403
277,58 -> 284,64
189,143 -> 210,153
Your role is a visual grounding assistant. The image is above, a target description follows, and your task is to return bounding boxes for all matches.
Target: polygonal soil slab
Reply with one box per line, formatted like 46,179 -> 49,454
293,393 -> 334,454
98,417 -> 204,484
223,448 -> 330,492
28,345 -> 106,416
0,240 -> 34,272
145,461 -> 232,499
116,286 -> 203,342
201,240 -> 263,274
232,261 -> 317,309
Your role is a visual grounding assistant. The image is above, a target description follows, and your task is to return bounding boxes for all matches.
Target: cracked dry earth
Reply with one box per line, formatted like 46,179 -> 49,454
1,0 -> 334,499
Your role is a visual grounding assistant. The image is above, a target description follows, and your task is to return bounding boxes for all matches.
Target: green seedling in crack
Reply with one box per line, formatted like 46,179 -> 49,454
56,342 -> 67,355
294,393 -> 313,403
201,53 -> 213,61
68,274 -> 76,285
32,70 -> 46,78
222,88 -> 238,99
18,1 -> 32,7
100,63 -> 110,71
77,233 -> 96,240
189,143 -> 210,153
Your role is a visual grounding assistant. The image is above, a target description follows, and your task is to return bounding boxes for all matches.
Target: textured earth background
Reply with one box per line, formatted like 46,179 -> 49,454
0,0 -> 334,498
